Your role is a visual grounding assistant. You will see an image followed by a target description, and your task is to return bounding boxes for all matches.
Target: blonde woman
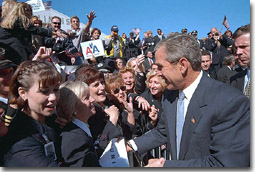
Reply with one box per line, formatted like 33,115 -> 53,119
141,70 -> 167,128
0,2 -> 53,64
57,81 -> 100,167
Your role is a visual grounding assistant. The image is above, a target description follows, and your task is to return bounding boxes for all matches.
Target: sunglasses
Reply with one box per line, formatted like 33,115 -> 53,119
53,22 -> 61,25
113,86 -> 126,94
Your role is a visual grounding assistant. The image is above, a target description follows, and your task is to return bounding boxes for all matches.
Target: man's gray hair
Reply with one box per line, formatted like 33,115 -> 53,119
155,34 -> 201,71
223,54 -> 235,66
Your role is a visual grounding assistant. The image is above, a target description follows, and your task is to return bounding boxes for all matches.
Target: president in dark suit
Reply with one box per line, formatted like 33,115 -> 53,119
127,34 -> 250,167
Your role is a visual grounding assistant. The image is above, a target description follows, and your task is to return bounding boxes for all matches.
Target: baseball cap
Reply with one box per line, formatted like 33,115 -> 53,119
111,25 -> 119,32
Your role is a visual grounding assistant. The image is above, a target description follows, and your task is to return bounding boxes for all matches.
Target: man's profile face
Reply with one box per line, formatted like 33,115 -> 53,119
51,18 -> 61,31
234,33 -> 250,68
155,47 -> 182,90
201,55 -> 212,71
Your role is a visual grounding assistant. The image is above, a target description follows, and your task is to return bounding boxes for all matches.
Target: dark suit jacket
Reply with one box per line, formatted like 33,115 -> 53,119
60,122 -> 100,167
143,57 -> 155,74
230,67 -> 246,93
154,35 -> 165,45
204,35 -> 232,72
3,110 -> 59,167
217,65 -> 237,85
134,72 -> 250,167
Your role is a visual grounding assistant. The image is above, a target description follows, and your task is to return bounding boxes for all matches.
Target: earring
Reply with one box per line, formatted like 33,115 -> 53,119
73,112 -> 77,116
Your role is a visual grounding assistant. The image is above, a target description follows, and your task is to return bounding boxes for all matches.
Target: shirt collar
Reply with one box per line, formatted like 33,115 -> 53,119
182,71 -> 203,101
72,118 -> 92,137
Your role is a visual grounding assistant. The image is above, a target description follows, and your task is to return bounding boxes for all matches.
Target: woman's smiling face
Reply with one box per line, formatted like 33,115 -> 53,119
89,79 -> 106,104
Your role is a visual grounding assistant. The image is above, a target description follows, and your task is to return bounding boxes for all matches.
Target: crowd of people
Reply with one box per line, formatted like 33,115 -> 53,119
0,0 -> 250,167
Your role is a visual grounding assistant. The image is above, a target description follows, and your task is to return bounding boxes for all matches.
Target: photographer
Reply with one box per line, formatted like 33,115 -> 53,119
204,27 -> 234,73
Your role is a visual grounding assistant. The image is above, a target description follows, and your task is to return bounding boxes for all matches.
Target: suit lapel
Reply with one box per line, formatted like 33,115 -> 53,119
178,74 -> 209,160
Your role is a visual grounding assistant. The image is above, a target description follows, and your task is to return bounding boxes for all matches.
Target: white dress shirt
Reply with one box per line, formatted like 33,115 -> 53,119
129,71 -> 203,151
72,118 -> 92,137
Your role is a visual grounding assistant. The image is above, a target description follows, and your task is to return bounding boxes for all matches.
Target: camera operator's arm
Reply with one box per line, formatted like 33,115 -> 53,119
220,34 -> 234,48
204,37 -> 217,51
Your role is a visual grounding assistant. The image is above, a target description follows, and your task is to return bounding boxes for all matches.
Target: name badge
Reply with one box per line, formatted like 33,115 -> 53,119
44,142 -> 57,161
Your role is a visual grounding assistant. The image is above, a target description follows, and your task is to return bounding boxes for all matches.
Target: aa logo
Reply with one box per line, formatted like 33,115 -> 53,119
86,43 -> 100,55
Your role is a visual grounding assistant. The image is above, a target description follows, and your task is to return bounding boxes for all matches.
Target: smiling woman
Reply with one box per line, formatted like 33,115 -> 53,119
2,61 -> 62,167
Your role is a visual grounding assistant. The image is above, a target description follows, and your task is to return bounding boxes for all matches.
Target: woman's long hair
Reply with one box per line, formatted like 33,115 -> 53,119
1,2 -> 32,30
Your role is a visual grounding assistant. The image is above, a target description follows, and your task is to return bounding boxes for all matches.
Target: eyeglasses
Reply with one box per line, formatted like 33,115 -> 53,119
53,22 -> 61,25
113,86 -> 126,94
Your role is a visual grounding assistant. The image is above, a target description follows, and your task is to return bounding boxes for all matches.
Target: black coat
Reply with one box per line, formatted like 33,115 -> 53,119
2,109 -> 60,167
60,121 -> 100,167
134,72 -> 147,95
230,67 -> 247,93
140,88 -> 163,129
87,95 -> 136,156
204,35 -> 233,72
0,25 -> 52,65
153,35 -> 165,45
217,65 -> 237,84
143,37 -> 156,53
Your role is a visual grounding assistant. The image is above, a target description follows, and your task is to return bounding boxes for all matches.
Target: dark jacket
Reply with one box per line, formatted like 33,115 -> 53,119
135,72 -> 147,95
88,95 -> 136,156
217,65 -> 237,84
143,37 -> 156,53
153,35 -> 165,45
60,121 -> 100,167
230,67 -> 247,93
134,73 -> 250,167
140,88 -> 163,130
2,109 -> 60,167
0,25 -> 52,65
44,29 -> 80,65
204,35 -> 233,72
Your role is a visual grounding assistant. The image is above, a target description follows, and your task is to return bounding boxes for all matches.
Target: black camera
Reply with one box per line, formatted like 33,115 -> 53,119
215,32 -> 219,36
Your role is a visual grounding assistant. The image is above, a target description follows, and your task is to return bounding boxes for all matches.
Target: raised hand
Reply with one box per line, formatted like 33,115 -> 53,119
136,96 -> 150,111
32,47 -> 52,61
148,105 -> 158,126
104,105 -> 119,126
86,11 -> 96,22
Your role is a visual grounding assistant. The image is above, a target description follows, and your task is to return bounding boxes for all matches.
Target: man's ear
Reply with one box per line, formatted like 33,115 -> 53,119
179,57 -> 189,74
18,87 -> 27,101
209,59 -> 213,64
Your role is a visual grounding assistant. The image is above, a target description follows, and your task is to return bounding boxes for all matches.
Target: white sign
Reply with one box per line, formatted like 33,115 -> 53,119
26,0 -> 45,12
99,138 -> 129,167
80,40 -> 105,59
